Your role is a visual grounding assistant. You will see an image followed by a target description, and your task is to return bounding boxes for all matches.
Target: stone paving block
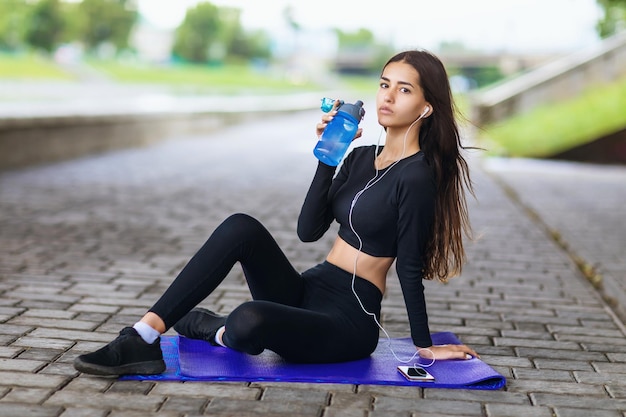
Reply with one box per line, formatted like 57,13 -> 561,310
606,385 -> 626,399
508,379 -> 607,396
31,328 -> 115,343
484,403 -> 555,417
58,407 -> 109,417
7,317 -> 97,331
151,381 -> 260,400
20,309 -> 75,319
531,392 -> 626,411
322,407 -> 368,417
517,347 -> 606,362
425,387 -> 529,404
0,387 -> 53,404
206,397 -> 322,416
261,386 -> 329,404
550,324 -> 624,338
108,380 -> 155,395
62,376 -> 113,393
12,336 -> 75,350
159,395 -> 208,414
0,402 -> 64,417
553,407 -> 624,417
46,390 -> 166,411
107,411 -> 181,417
560,334 -> 626,347
0,324 -> 34,336
0,346 -> 22,358
0,371 -> 67,388
0,358 -> 45,372
495,338 -> 583,351
585,342 -> 626,354
534,358 -> 597,371
593,362 -> 626,373
374,396 -> 483,416
329,391 -> 373,408
512,368 -> 576,382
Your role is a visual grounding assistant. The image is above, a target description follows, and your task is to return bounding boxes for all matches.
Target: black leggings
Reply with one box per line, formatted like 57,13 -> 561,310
149,213 -> 382,363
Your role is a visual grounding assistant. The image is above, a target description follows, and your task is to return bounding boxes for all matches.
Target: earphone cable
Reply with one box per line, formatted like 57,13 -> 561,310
347,115 -> 434,366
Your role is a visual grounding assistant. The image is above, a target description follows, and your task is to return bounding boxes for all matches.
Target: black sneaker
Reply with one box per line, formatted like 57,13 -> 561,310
73,327 -> 166,376
173,307 -> 226,345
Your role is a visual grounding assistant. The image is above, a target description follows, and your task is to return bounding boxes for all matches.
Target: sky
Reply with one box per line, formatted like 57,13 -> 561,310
137,0 -> 604,54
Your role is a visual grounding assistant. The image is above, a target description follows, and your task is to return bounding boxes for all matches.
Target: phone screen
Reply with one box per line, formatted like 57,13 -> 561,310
408,367 -> 428,377
397,366 -> 435,381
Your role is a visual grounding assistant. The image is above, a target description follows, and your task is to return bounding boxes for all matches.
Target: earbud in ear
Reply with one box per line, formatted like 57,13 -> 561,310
421,106 -> 430,117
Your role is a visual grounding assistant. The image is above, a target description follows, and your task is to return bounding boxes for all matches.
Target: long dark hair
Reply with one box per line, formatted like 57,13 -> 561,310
383,50 -> 473,282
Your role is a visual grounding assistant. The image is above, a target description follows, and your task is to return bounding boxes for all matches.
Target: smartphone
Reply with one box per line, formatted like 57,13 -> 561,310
397,366 -> 435,382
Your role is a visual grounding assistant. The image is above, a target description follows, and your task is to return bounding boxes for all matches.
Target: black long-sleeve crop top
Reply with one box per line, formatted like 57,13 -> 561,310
297,145 -> 436,347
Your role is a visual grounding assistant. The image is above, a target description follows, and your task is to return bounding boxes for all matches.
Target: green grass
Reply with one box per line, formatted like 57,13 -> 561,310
0,53 -> 74,79
477,76 -> 626,158
86,59 -> 322,94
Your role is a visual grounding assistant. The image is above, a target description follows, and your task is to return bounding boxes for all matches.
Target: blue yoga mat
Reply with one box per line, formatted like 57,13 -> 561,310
122,332 -> 505,389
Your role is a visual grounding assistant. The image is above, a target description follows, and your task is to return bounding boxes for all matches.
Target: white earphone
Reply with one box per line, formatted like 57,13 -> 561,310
420,106 -> 430,118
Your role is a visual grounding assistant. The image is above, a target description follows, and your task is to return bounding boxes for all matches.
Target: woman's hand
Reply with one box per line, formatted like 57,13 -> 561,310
417,344 -> 480,361
315,100 -> 363,140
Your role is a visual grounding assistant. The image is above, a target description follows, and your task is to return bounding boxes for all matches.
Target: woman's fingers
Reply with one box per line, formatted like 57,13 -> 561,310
315,111 -> 337,137
420,344 -> 480,360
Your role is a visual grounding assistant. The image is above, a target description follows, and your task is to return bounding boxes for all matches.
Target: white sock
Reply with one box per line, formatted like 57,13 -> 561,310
133,321 -> 160,344
214,326 -> 227,347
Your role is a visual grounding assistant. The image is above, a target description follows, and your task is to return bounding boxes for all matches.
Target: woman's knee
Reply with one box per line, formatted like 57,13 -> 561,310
222,302 -> 267,354
215,213 -> 267,242
222,213 -> 263,232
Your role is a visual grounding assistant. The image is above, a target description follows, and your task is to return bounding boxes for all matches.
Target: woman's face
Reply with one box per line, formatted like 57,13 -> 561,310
376,60 -> 430,129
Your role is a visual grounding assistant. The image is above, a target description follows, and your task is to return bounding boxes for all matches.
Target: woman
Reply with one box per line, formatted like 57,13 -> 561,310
74,49 -> 478,376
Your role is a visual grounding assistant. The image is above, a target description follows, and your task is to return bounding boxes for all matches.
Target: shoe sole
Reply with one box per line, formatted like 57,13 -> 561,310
73,357 -> 166,376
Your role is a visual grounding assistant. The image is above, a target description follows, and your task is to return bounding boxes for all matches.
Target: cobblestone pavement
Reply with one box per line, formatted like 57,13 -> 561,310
1,110 -> 626,416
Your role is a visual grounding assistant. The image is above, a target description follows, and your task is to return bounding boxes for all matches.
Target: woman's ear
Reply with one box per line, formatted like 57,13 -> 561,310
422,103 -> 433,118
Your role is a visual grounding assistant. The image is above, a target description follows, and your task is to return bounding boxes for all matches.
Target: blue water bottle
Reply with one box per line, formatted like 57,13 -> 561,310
313,99 -> 365,166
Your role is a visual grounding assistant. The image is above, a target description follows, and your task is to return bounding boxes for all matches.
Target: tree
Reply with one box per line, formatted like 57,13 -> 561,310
25,0 -> 65,53
335,28 -> 376,48
77,0 -> 138,52
596,0 -> 626,37
229,28 -> 271,61
333,28 -> 395,75
0,0 -> 31,51
172,2 -> 220,63
218,8 -> 271,61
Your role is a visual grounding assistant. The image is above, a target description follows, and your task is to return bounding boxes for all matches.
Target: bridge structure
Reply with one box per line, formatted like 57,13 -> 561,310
470,30 -> 626,126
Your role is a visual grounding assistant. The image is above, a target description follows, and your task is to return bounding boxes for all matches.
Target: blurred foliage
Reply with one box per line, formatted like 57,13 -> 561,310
596,0 -> 626,37
171,2 -> 271,64
0,0 -> 270,63
0,0 -> 137,53
0,0 -> 31,51
25,0 -> 65,53
172,2 -> 220,63
333,28 -> 396,75
76,0 -> 138,51
478,76 -> 626,157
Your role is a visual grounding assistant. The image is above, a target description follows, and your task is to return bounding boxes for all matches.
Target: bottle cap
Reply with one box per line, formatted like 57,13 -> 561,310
338,100 -> 365,122
320,98 -> 345,113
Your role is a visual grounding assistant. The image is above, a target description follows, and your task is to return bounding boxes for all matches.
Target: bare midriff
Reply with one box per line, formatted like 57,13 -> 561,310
325,236 -> 394,294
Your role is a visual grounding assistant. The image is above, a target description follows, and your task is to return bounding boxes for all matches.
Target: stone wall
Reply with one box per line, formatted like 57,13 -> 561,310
470,31 -> 626,126
0,93 -> 322,171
